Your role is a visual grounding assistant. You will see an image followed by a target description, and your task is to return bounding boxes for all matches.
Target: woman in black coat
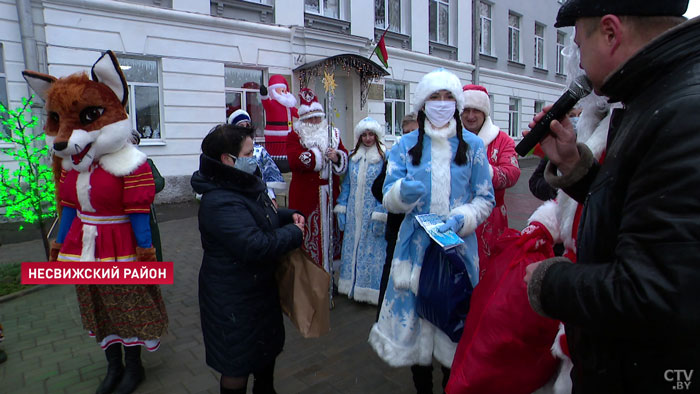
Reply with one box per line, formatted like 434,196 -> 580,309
191,124 -> 304,394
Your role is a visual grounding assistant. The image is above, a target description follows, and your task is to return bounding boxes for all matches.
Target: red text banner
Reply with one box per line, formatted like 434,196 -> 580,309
21,262 -> 174,285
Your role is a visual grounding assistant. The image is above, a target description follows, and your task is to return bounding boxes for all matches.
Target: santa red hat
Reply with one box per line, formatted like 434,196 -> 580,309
268,74 -> 289,91
462,84 -> 490,116
298,88 -> 324,120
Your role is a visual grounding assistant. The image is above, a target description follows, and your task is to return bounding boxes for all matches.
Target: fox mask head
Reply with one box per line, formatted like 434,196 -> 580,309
23,51 -> 133,173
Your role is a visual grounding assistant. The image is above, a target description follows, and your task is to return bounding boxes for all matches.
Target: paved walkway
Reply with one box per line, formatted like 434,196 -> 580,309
0,160 -> 540,394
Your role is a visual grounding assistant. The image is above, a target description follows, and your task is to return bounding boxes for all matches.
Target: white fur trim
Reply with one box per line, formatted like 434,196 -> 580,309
383,179 -> 419,213
298,101 -> 324,117
309,147 -> 324,172
413,69 -> 465,113
76,170 -> 95,213
528,200 -> 561,243
80,224 -> 97,261
350,288 -> 380,305
462,89 -> 490,116
450,190 -> 493,238
351,144 -> 383,164
266,181 -> 287,191
99,144 -> 147,177
391,257 -> 412,290
477,117 -> 500,146
431,321 -> 459,367
264,129 -> 291,136
332,149 -> 347,175
333,205 -> 347,214
425,119 -> 455,217
369,324 -> 425,367
550,323 -> 573,394
409,265 -> 421,295
371,211 -> 387,222
299,111 -> 324,121
488,164 -> 494,179
354,117 -> 386,145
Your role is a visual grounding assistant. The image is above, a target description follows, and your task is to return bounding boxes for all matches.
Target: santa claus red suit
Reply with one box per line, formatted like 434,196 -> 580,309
286,88 -> 348,271
261,74 -> 299,159
462,85 -> 521,274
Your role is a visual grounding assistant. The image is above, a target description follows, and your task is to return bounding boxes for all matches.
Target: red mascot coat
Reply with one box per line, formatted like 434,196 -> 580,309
474,124 -> 520,274
286,125 -> 347,271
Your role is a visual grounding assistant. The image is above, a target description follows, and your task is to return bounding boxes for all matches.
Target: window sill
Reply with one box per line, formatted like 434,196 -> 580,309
212,0 -> 274,23
304,13 -> 350,34
507,60 -> 526,69
140,139 -> 166,146
555,72 -> 567,79
375,28 -> 410,50
533,66 -> 548,74
429,41 -> 457,61
479,53 -> 498,62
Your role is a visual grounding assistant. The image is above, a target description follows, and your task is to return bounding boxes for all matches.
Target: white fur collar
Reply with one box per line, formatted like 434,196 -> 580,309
351,144 -> 383,164
424,118 -> 456,141
476,117 -> 500,146
98,144 -> 147,177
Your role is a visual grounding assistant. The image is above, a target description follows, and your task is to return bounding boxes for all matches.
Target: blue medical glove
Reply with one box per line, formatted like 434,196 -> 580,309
438,214 -> 464,233
337,213 -> 346,231
400,180 -> 426,204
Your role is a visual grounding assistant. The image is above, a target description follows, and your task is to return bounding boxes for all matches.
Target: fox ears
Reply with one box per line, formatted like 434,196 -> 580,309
22,50 -> 129,107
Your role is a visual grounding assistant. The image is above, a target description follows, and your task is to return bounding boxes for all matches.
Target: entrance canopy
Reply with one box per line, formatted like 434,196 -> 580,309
294,54 -> 389,109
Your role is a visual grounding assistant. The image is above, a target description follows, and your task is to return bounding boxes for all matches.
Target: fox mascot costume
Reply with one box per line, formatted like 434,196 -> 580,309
23,51 -> 168,394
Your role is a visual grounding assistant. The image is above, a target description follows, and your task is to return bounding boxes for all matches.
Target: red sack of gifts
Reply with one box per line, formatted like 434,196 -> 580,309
446,219 -> 560,394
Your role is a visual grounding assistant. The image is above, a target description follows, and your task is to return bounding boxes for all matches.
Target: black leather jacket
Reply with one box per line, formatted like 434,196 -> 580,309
538,18 -> 700,393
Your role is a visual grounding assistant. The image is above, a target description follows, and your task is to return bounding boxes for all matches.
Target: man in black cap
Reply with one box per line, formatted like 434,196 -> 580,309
524,0 -> 700,392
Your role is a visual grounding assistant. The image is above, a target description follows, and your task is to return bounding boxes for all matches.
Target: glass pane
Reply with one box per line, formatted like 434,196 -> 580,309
324,0 -> 339,18
395,101 -> 405,136
509,98 -> 517,111
225,67 -> 263,89
225,91 -> 243,119
118,57 -> 158,83
388,0 -> 401,32
375,0 -> 385,29
134,86 -> 160,139
509,14 -> 519,28
429,1 -> 437,41
305,0 -> 320,13
535,23 -> 544,37
439,3 -> 449,43
244,91 -> 265,138
479,2 -> 490,18
384,101 -> 393,136
557,31 -> 566,44
384,82 -> 405,100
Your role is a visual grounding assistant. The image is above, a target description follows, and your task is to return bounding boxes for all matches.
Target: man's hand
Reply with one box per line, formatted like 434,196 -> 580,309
271,198 -> 278,209
292,213 -> 305,231
524,261 -> 543,285
326,148 -> 340,164
527,105 -> 579,175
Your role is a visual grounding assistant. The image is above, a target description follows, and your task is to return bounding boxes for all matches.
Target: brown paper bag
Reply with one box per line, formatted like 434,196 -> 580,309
276,248 -> 331,338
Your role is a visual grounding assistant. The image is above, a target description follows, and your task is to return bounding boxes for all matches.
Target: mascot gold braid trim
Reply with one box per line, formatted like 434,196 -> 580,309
23,50 -> 168,394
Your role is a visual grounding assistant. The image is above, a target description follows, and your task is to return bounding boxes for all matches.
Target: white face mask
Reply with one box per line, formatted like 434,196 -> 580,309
424,101 -> 456,128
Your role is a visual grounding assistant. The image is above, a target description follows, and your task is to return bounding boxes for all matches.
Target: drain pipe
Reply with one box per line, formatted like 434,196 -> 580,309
15,0 -> 40,73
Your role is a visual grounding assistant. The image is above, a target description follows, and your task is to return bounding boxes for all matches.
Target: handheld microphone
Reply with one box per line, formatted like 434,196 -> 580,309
515,75 -> 592,157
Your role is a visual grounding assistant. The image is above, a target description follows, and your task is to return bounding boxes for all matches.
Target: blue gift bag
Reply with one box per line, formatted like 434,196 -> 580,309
416,241 -> 473,342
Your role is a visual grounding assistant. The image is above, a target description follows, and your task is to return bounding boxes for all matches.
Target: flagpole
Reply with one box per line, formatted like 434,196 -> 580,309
368,27 -> 389,62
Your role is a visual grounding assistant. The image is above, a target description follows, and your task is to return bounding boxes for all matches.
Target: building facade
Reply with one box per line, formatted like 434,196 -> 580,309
0,0 -> 572,203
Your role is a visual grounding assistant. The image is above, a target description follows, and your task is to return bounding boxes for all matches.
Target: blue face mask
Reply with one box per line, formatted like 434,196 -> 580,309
231,155 -> 258,175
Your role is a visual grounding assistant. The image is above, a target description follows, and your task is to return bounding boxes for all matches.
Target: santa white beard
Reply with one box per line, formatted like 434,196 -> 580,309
294,118 -> 331,152
270,88 -> 297,108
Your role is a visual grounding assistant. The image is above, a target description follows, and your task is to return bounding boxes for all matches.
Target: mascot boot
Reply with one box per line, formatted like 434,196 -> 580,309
95,344 -> 123,394
113,346 -> 145,394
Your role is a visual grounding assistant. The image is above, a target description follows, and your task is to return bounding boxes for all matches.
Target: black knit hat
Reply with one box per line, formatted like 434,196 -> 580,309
555,0 -> 689,27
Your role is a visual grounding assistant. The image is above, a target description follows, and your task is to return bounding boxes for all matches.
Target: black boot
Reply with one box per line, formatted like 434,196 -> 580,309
441,366 -> 451,394
411,364 -> 433,394
96,344 -> 124,394
113,346 -> 145,394
252,362 -> 277,394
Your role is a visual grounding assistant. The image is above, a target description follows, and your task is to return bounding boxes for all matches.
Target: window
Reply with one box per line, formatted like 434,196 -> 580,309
556,31 -> 567,74
384,81 -> 406,138
479,2 -> 492,55
117,56 -> 162,141
305,0 -> 339,19
225,67 -> 265,138
508,13 -> 521,62
0,43 -> 8,138
534,23 -> 545,68
534,100 -> 545,115
429,0 -> 449,44
375,0 -> 401,33
508,97 -> 520,138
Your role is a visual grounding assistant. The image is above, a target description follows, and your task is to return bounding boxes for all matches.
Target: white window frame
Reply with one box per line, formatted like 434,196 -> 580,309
534,100 -> 545,115
429,0 -> 450,45
375,0 -> 401,33
479,2 -> 493,55
0,42 -> 10,142
225,66 -> 265,139
508,97 -> 521,138
384,81 -> 407,139
556,31 -> 567,74
305,0 -> 341,19
508,12 -> 521,63
534,23 -> 545,69
117,55 -> 164,144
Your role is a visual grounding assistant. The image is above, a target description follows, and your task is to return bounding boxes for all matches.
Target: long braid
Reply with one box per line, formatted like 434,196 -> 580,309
453,109 -> 469,165
409,110 -> 427,166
